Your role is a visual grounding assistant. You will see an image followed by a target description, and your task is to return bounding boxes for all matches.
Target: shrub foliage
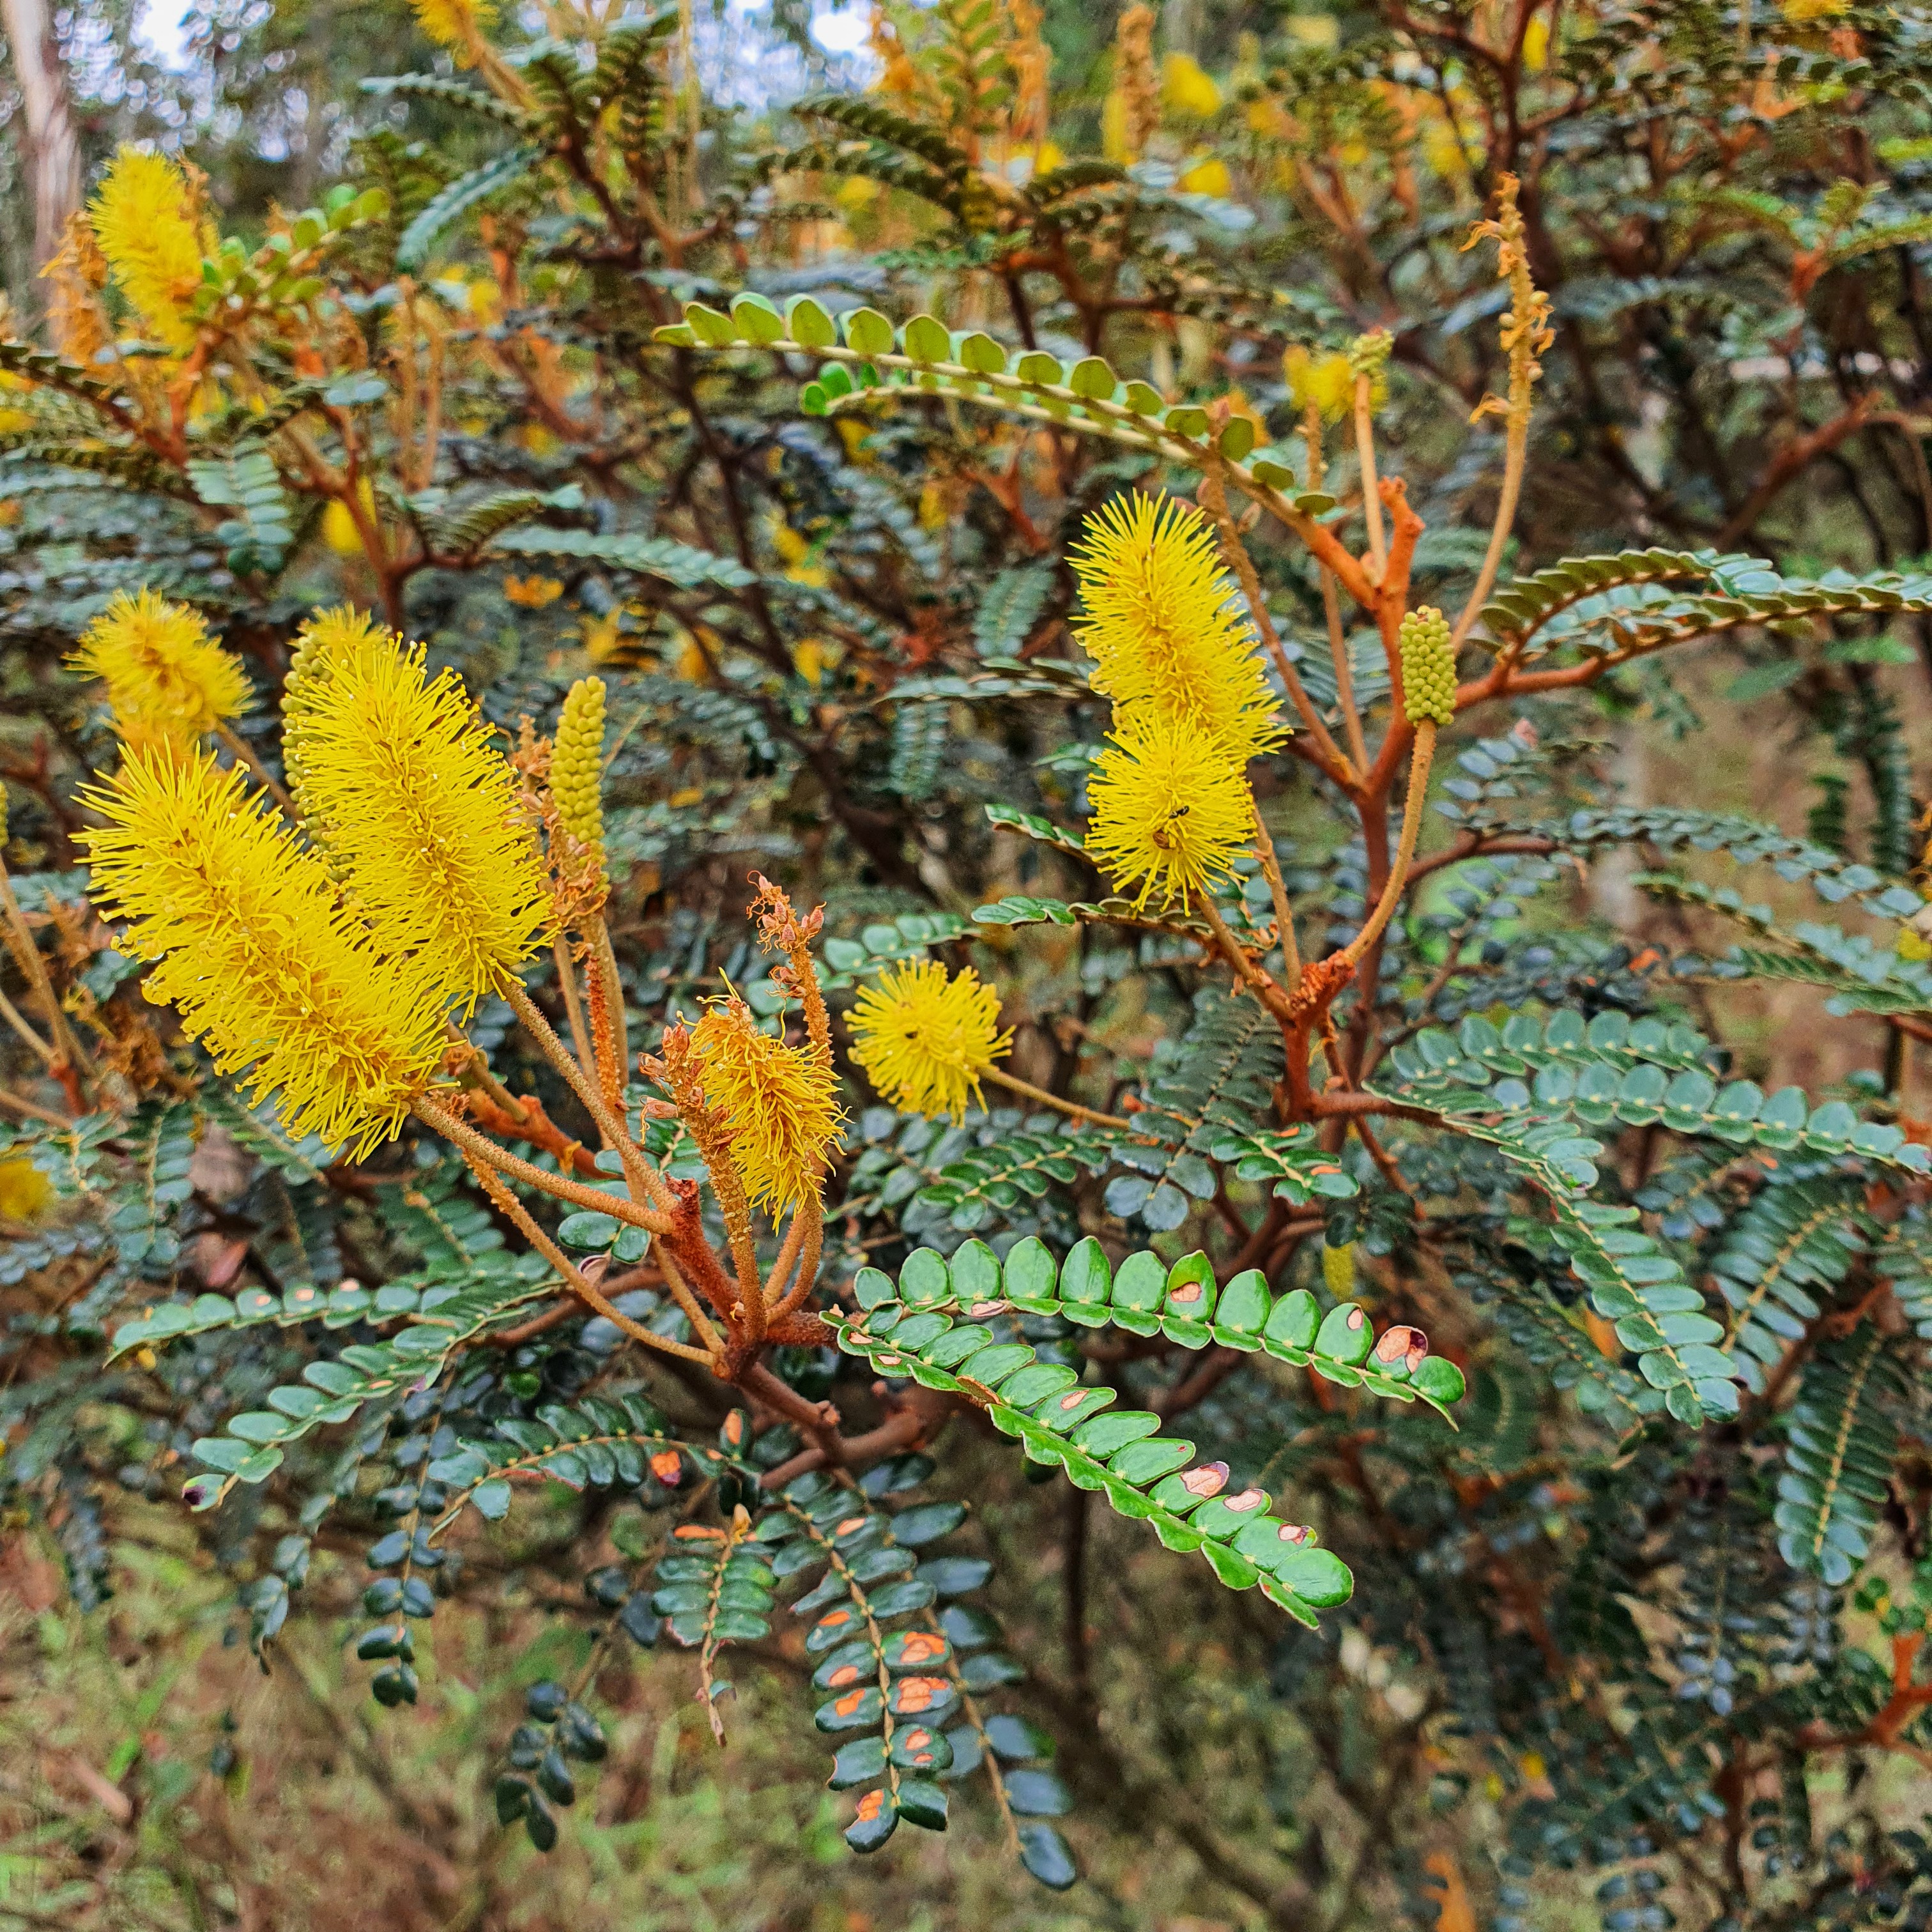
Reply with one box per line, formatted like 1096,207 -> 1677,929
7,0 -> 1932,1922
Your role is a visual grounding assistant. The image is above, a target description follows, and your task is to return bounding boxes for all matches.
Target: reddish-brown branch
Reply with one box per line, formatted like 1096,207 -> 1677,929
464,1089 -> 602,1177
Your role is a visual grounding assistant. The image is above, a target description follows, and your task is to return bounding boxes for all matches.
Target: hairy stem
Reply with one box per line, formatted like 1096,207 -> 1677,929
1354,374 -> 1386,573
1342,723 -> 1436,967
505,981 -> 671,1213
411,1094 -> 670,1234
983,1063 -> 1134,1131
461,1151 -> 712,1364
588,916 -> 630,1112
213,721 -> 296,820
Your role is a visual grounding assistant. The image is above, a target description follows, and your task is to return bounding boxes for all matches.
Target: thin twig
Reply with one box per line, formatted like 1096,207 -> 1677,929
0,1085 -> 70,1126
1304,400 -> 1371,771
1354,375 -> 1386,572
0,862 -> 91,1085
461,1150 -> 714,1364
504,981 -> 671,1211
0,983 -> 55,1064
213,721 -> 296,818
410,1094 -> 669,1234
549,937 -> 597,1096
1342,723 -> 1436,967
1198,468 -> 1357,786
984,1064 -> 1133,1130
1250,804 -> 1304,991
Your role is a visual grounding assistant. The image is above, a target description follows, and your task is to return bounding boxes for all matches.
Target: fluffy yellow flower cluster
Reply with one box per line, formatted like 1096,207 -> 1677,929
848,960 -> 1012,1123
67,589 -> 250,753
88,148 -> 208,350
410,0 -> 497,63
691,994 -> 846,1215
82,750 -> 450,1157
82,602 -> 550,1154
1070,491 -> 1279,910
282,610 -> 551,1011
1283,346 -> 1357,427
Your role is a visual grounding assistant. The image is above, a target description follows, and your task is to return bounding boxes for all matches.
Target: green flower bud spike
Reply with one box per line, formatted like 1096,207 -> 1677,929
1399,606 -> 1457,728
553,676 -> 607,875
1347,330 -> 1393,383
1342,608 -> 1452,969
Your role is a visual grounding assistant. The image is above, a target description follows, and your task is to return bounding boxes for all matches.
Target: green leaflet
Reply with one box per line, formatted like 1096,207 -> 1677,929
1474,548 -> 1932,666
183,447 -> 295,574
827,1238 -> 1462,1623
107,1254 -> 553,1360
1774,1325 -> 1906,1587
158,1255 -> 555,1505
489,523 -> 757,589
1636,873 -> 1932,1016
1708,1177 -> 1866,1394
648,299 -> 1338,513
395,143 -> 545,271
1381,1006 -> 1930,1426
358,72 -> 544,133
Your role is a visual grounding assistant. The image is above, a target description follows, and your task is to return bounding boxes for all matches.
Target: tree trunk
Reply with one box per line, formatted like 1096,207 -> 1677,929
1,0 -> 81,273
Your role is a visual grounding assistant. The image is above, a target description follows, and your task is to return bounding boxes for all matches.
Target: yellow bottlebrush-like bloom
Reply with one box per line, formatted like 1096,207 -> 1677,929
1321,1240 -> 1356,1298
848,960 -> 1012,1123
552,677 -> 606,871
411,0 -> 496,57
1086,714 -> 1255,911
88,148 -> 206,349
80,749 -> 448,1157
1284,345 -> 1358,425
282,610 -> 549,1009
1070,492 -> 1282,761
68,588 -> 249,748
690,994 -> 845,1216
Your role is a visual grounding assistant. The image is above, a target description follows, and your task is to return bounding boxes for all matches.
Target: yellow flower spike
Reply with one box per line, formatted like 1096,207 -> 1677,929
67,588 -> 250,749
281,604 -> 390,821
552,677 -> 607,873
1085,714 -> 1255,912
1284,346 -> 1358,426
689,993 -> 846,1216
280,609 -> 550,1012
87,148 -> 206,350
848,960 -> 1013,1123
1070,491 -> 1284,762
1321,1241 -> 1356,1298
79,749 -> 448,1158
